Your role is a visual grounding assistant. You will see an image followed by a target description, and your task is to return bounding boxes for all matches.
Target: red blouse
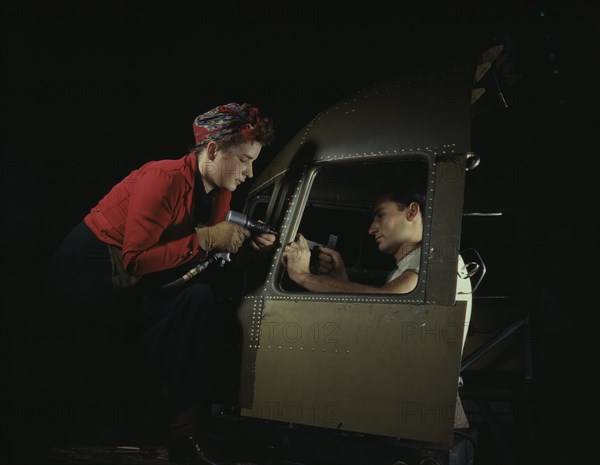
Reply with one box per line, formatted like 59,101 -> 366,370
84,153 -> 231,276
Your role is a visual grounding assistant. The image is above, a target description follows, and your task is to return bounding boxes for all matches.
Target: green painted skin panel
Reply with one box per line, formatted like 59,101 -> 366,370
242,299 -> 467,446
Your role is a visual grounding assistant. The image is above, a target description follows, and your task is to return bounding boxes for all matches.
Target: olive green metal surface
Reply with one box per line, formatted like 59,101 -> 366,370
241,299 -> 467,446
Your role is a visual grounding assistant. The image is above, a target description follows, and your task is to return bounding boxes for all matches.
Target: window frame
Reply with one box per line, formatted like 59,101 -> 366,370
269,154 -> 435,305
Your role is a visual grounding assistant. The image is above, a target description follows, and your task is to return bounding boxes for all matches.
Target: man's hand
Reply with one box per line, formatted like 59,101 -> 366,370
281,234 -> 311,283
196,221 -> 250,253
316,247 -> 349,281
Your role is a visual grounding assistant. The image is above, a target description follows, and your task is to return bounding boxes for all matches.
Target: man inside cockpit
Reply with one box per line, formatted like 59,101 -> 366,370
283,189 -> 425,295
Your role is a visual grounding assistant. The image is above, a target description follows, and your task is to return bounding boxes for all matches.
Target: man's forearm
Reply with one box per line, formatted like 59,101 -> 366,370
294,272 -> 384,294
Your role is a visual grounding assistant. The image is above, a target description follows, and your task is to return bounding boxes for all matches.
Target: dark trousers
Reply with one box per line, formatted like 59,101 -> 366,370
46,221 -> 115,312
140,282 -> 225,418
46,221 -> 224,425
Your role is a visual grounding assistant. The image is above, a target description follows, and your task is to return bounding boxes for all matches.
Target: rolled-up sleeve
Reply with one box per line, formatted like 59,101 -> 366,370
122,169 -> 204,275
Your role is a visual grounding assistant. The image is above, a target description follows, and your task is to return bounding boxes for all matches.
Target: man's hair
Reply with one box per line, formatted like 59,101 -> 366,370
375,188 -> 426,213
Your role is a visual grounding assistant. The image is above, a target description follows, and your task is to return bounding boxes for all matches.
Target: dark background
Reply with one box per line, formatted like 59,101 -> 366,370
1,2 -> 596,464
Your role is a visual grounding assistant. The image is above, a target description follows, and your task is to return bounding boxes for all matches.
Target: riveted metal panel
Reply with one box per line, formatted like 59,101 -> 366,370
251,64 -> 473,195
425,154 -> 467,305
241,299 -> 466,446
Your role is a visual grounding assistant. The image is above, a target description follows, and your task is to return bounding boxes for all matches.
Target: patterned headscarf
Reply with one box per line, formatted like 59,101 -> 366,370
193,102 -> 264,146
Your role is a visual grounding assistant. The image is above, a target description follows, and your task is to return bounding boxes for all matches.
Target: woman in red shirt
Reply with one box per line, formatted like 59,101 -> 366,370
47,103 -> 275,464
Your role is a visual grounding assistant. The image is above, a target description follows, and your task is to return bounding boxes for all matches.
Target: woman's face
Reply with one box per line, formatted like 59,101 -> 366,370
203,140 -> 262,192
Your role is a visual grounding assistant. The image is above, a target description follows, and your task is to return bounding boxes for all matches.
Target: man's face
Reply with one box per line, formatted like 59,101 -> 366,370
204,140 -> 262,192
368,198 -> 415,256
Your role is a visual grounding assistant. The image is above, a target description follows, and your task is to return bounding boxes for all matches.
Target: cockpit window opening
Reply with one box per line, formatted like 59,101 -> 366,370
279,157 -> 430,297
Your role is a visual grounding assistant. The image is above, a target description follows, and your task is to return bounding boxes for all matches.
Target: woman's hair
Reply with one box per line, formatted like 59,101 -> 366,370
191,102 -> 275,155
193,117 -> 275,154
